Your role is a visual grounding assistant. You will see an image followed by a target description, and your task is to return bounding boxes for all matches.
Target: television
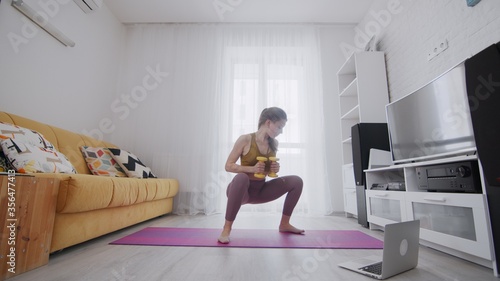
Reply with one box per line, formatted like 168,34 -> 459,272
386,62 -> 476,164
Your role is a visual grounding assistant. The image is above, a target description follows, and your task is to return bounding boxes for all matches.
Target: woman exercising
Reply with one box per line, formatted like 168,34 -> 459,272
218,107 -> 304,244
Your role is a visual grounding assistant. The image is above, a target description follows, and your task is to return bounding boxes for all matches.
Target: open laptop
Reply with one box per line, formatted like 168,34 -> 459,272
338,220 -> 420,279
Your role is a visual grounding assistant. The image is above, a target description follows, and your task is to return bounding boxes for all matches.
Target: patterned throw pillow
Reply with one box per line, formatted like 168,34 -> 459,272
0,150 -> 14,172
0,121 -> 54,149
1,138 -> 76,174
0,122 -> 56,171
108,148 -> 157,178
80,146 -> 127,177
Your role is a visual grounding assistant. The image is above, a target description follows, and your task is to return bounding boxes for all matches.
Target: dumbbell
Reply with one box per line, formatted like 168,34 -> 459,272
254,156 -> 268,178
268,157 -> 279,177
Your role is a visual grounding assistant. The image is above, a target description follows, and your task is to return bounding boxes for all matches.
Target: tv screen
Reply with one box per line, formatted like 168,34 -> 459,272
386,63 -> 476,163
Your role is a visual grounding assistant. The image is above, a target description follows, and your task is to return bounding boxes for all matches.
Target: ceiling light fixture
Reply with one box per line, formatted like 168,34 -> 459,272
11,0 -> 75,47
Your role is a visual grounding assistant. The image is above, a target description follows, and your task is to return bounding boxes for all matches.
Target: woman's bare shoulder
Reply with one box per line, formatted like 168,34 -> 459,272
229,134 -> 253,157
236,133 -> 252,143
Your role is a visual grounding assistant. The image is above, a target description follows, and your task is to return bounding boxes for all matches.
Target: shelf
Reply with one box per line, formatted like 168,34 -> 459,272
340,105 -> 360,120
365,154 -> 478,173
339,78 -> 358,97
342,137 -> 352,144
401,153 -> 478,168
364,157 -> 495,268
365,165 -> 402,173
337,52 -> 356,75
337,51 -> 389,219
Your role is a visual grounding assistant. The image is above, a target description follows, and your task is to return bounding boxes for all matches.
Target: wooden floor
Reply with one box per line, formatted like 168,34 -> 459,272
9,213 -> 498,281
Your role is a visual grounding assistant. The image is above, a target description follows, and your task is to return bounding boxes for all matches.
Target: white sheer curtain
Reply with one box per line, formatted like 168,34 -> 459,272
109,24 -> 332,216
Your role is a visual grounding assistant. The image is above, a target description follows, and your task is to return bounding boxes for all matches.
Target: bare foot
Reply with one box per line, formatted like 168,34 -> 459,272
279,223 -> 305,234
218,235 -> 230,244
218,228 -> 231,244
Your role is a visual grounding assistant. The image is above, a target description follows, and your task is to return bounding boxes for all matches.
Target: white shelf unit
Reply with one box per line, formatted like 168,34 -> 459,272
342,163 -> 357,216
337,51 -> 389,217
364,155 -> 495,271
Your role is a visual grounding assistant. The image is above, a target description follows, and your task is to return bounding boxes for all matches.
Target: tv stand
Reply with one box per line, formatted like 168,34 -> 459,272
364,154 -> 496,275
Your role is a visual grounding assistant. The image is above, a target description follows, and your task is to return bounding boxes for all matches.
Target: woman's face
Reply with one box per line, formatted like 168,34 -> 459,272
268,119 -> 287,138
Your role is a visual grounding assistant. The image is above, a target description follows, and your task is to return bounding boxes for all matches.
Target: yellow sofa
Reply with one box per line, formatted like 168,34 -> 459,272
0,112 -> 179,253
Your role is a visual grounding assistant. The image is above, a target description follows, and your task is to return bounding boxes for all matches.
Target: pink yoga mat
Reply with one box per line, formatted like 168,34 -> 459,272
110,227 -> 383,249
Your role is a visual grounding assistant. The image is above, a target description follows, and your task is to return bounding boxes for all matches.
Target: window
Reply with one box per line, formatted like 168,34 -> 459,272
231,62 -> 304,159
220,27 -> 331,215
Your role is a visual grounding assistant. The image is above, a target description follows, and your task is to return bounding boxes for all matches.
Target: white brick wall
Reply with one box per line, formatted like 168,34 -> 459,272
356,0 -> 500,101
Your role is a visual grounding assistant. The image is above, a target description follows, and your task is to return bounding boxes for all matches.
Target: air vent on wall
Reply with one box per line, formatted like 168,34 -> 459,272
73,0 -> 103,13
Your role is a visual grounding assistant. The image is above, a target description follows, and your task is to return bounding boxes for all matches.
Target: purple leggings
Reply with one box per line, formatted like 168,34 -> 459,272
224,173 -> 303,221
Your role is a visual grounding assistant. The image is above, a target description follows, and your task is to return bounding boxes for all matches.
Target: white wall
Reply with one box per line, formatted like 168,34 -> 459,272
318,25 -> 356,213
328,0 -> 500,214
357,0 -> 500,101
0,0 -> 125,135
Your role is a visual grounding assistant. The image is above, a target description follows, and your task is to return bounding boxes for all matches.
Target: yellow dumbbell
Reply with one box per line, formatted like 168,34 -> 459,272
268,157 -> 279,178
254,156 -> 268,179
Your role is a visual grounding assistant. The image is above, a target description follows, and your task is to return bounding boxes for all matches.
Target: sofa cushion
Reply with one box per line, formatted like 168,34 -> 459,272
37,174 -> 178,213
80,146 -> 127,177
109,148 -> 157,178
1,138 -> 76,174
48,126 -> 94,174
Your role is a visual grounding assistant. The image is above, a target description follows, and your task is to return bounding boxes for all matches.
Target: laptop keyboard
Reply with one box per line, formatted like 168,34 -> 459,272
360,262 -> 382,275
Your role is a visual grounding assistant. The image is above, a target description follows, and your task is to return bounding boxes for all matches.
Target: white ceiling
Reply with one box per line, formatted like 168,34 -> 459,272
105,0 -> 375,24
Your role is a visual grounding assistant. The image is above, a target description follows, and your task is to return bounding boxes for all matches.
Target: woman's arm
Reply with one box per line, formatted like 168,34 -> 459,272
225,134 -> 263,174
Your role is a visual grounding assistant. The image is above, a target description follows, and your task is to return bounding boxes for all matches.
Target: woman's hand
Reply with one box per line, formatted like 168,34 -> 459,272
254,160 -> 266,174
270,160 -> 280,174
